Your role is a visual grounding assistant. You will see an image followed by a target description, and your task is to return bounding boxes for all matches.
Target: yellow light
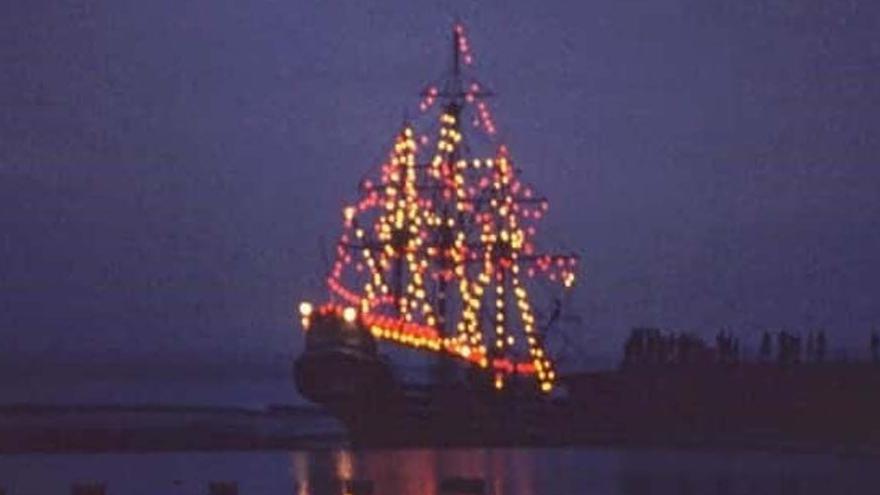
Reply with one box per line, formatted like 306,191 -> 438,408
342,306 -> 357,323
343,207 -> 356,221
299,302 -> 313,317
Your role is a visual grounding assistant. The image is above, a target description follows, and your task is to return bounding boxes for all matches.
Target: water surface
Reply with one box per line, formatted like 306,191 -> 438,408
2,447 -> 877,494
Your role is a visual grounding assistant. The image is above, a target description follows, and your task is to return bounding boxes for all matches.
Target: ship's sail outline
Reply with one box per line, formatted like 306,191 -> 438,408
301,24 -> 579,393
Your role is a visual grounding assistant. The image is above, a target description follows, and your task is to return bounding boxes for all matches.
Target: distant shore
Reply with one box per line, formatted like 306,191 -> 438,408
0,403 -> 344,453
1,403 -> 878,456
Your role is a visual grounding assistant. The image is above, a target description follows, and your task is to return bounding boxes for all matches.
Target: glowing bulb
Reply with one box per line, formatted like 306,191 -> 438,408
299,302 -> 313,317
494,375 -> 504,390
342,306 -> 357,323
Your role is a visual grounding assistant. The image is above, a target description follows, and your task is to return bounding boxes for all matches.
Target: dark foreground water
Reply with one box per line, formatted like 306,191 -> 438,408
1,447 -> 878,494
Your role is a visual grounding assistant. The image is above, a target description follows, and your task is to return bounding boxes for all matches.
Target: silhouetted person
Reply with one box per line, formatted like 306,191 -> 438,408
624,329 -> 649,366
720,330 -> 735,364
777,331 -> 787,365
646,331 -> 657,365
633,330 -> 645,363
806,332 -> 815,363
623,330 -> 635,365
816,331 -> 827,363
871,332 -> 879,365
760,332 -> 772,363
679,333 -> 692,365
658,334 -> 671,365
548,298 -> 562,325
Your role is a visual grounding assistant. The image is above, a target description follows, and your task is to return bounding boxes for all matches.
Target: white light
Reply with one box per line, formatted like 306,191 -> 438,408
342,306 -> 357,323
298,302 -> 313,317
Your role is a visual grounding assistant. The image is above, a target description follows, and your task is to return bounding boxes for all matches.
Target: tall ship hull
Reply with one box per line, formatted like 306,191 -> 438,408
294,310 -> 576,447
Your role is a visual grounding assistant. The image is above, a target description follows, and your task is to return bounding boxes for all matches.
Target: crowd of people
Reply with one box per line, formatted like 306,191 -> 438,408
622,328 -> 880,367
759,331 -> 825,364
622,328 -> 734,366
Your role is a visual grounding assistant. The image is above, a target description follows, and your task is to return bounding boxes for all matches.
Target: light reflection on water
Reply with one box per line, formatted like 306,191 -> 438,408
295,447 -> 879,495
1,447 -> 878,494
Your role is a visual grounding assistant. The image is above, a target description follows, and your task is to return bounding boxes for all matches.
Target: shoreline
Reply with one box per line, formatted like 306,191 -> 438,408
1,404 -> 877,457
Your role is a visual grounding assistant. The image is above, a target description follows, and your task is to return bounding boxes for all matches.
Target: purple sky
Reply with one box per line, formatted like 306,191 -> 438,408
2,0 -> 880,376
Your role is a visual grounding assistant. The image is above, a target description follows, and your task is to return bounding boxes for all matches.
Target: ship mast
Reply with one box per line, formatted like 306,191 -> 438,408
436,24 -> 465,340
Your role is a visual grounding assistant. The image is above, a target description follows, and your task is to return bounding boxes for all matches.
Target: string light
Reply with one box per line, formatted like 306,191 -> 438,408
342,306 -> 358,323
300,23 -> 580,394
455,24 -> 474,65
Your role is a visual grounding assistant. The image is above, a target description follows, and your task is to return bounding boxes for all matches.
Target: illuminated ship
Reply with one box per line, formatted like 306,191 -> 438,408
295,24 -> 580,445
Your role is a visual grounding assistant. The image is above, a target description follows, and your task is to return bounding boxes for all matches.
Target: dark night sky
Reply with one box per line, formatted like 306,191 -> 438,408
2,0 -> 880,391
